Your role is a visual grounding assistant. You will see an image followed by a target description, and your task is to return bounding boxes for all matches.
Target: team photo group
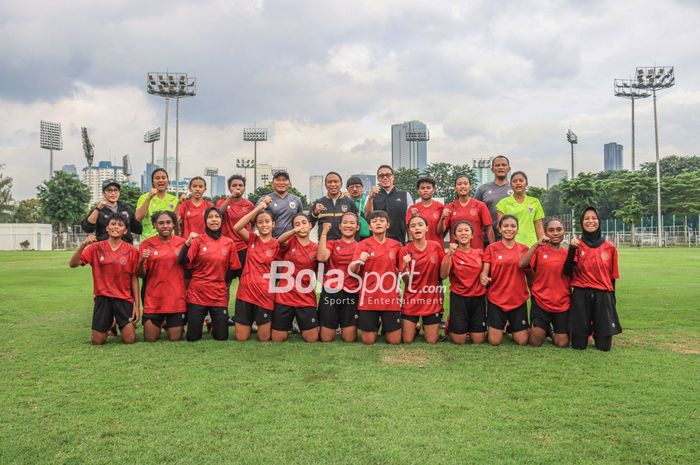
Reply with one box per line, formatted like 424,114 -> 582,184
71,155 -> 621,351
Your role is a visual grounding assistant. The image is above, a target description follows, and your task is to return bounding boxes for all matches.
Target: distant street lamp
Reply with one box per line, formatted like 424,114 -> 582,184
635,66 -> 676,247
243,127 -> 268,191
147,72 -> 197,195
40,120 -> 63,179
614,79 -> 651,171
405,126 -> 429,169
143,127 -> 161,167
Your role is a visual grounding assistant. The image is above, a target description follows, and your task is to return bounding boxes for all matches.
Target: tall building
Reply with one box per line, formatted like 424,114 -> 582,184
210,175 -> 226,197
351,173 -> 377,195
604,143 -> 624,172
166,158 -> 181,180
61,165 -> 77,176
309,175 -> 324,200
391,120 -> 428,171
546,168 -> 568,189
472,157 -> 495,187
140,162 -> 159,191
82,161 -> 129,204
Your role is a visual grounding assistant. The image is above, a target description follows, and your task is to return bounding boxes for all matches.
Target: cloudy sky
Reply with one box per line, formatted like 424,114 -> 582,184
1,0 -> 699,200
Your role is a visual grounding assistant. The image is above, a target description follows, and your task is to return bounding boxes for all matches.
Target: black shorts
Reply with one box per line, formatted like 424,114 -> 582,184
530,298 -> 569,334
92,296 -> 133,333
271,304 -> 318,331
234,299 -> 272,326
486,301 -> 529,332
358,310 -> 402,333
318,289 -> 358,329
569,287 -> 622,337
401,312 -> 441,325
449,293 -> 487,334
142,312 -> 186,328
230,249 -> 247,280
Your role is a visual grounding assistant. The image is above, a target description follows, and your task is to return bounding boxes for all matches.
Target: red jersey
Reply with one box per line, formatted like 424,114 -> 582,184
178,199 -> 214,238
217,198 -> 255,251
406,200 -> 445,243
139,235 -> 187,313
399,241 -> 445,315
186,235 -> 241,307
448,248 -> 486,297
352,236 -> 402,311
483,241 -> 529,311
323,239 -> 360,293
236,235 -> 281,310
444,197 -> 492,249
80,240 -> 139,302
571,241 -> 619,292
274,236 -> 319,308
529,245 -> 571,312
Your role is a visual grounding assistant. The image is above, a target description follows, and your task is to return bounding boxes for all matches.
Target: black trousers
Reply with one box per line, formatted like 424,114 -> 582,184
186,304 -> 229,341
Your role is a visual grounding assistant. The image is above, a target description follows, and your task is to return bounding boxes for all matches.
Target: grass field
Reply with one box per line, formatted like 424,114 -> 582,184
1,248 -> 699,465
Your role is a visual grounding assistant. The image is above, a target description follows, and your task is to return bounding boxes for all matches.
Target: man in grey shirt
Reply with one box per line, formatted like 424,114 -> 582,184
474,155 -> 513,240
259,170 -> 303,238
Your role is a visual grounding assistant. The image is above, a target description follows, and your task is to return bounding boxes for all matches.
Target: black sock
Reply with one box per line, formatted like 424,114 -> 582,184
571,335 -> 588,350
594,336 -> 612,351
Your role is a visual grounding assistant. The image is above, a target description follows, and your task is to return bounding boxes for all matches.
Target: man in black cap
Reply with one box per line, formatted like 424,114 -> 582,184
257,170 -> 303,238
82,180 -> 142,243
309,171 -> 358,240
345,175 -> 370,239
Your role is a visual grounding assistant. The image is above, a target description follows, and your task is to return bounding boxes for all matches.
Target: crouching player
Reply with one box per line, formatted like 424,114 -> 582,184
69,213 -> 140,345
351,211 -> 402,345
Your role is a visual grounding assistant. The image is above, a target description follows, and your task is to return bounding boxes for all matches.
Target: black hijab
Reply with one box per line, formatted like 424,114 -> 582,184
580,207 -> 605,248
204,206 -> 223,240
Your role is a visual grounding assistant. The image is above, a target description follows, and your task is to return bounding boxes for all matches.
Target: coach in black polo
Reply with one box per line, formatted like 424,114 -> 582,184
309,171 -> 358,240
364,165 -> 413,244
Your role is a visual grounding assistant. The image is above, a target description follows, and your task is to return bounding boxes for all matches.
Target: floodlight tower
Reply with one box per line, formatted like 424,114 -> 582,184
405,125 -> 429,169
243,127 -> 268,191
236,158 -> 255,185
40,120 -> 63,179
566,129 -> 578,236
147,72 -> 197,195
635,66 -> 676,247
81,127 -> 95,167
614,79 -> 651,171
143,127 -> 161,166
204,167 -> 219,193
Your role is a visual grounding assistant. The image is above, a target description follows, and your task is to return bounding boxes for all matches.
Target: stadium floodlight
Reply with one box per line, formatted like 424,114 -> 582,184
405,126 -> 429,170
204,167 -> 219,192
147,72 -> 197,195
566,129 -> 578,236
635,66 -> 676,247
243,127 -> 268,191
235,158 -> 255,187
40,120 -> 63,179
143,127 -> 161,166
81,127 -> 95,168
614,79 -> 651,171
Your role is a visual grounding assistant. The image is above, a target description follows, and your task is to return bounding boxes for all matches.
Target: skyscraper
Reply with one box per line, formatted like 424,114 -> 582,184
309,175 -> 324,200
391,120 -> 427,171
82,161 -> 129,204
472,157 -> 495,187
61,165 -> 77,176
604,143 -> 624,172
546,168 -> 568,189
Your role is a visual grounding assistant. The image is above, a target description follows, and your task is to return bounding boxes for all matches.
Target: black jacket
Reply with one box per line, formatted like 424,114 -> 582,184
371,188 -> 412,244
309,193 -> 358,240
81,202 -> 142,244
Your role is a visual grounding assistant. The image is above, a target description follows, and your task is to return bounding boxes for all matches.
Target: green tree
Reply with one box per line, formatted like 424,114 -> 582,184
13,199 -> 48,223
661,171 -> 700,215
614,197 -> 646,244
118,184 -> 143,211
604,171 -> 656,243
393,168 -> 421,194
558,173 -> 599,215
247,183 -> 309,210
37,171 -> 90,233
640,155 -> 700,178
423,162 -> 476,202
541,186 -> 566,217
0,165 -> 14,222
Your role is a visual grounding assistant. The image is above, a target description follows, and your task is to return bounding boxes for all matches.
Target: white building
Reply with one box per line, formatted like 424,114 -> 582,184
391,120 -> 428,171
255,164 -> 289,189
309,175 -> 324,200
82,161 -> 129,204
472,157 -> 495,187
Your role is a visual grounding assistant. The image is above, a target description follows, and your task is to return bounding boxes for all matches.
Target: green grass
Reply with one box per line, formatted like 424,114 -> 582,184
0,248 -> 699,465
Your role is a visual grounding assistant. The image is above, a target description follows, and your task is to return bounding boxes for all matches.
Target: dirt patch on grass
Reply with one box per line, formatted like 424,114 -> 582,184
616,330 -> 700,355
381,347 -> 443,366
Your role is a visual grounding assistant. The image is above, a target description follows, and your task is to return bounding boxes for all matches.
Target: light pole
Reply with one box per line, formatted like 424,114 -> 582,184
40,120 -> 63,179
566,129 -> 578,236
635,66 -> 675,247
204,167 -> 219,195
147,72 -> 197,195
81,127 -> 94,167
243,127 -> 268,191
405,124 -> 429,169
236,158 -> 255,184
143,127 -> 161,166
613,79 -> 651,171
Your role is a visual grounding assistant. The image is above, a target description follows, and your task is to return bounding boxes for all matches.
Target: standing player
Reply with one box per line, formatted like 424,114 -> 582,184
564,207 -> 622,351
271,214 -> 320,343
81,179 -> 142,244
138,211 -> 187,342
438,175 -> 494,249
69,214 -> 140,345
440,221 -> 487,345
405,176 -> 444,244
260,170 -> 303,238
218,174 -> 255,277
178,207 -> 241,342
135,168 -> 179,240
350,211 -> 403,345
480,215 -> 530,346
309,171 -> 358,240
317,215 -> 361,342
495,171 -> 545,247
346,176 -> 370,239
518,219 -> 570,348
475,155 -> 512,241
364,165 -> 413,244
178,177 -> 214,238
399,216 -> 445,344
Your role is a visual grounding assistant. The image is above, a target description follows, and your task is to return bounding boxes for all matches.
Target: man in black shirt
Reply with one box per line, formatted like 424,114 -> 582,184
81,180 -> 142,243
364,165 -> 413,244
309,171 -> 358,240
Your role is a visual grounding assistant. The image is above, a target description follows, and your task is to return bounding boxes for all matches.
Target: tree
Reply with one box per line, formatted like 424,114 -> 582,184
541,186 -> 566,217
423,162 -> 477,202
661,171 -> 700,215
37,171 -> 90,233
247,183 -> 309,210
558,173 -> 599,215
640,155 -> 700,178
0,165 -> 14,222
614,197 -> 646,244
392,168 -> 420,194
118,184 -> 143,211
13,199 -> 48,223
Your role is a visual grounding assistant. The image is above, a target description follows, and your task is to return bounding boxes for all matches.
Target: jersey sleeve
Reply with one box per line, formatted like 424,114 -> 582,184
482,244 -> 493,263
129,247 -> 140,275
138,241 -> 150,273
186,237 -> 201,264
229,244 -> 242,270
136,193 -> 148,210
352,242 -> 367,262
529,246 -> 539,270
398,245 -> 410,270
79,243 -> 95,267
610,244 -> 620,279
177,202 -> 186,218
480,201 -> 492,226
533,198 -> 545,221
474,185 -> 485,201
495,198 -> 507,214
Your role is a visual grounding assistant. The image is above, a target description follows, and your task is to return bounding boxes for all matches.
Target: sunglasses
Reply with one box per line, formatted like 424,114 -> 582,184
377,173 -> 393,179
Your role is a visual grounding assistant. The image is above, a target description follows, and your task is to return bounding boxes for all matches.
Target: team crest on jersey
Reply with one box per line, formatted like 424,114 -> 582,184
528,206 -> 534,213
507,190 -> 514,196
221,248 -> 228,255
389,251 -> 396,259
168,203 -> 174,209
601,252 -> 609,260
430,256 -> 437,263
308,253 -> 315,259
341,204 -> 348,212
433,212 -> 440,219
289,202 -> 297,209
265,250 -> 273,257
470,209 -> 477,216
119,258 -> 127,265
